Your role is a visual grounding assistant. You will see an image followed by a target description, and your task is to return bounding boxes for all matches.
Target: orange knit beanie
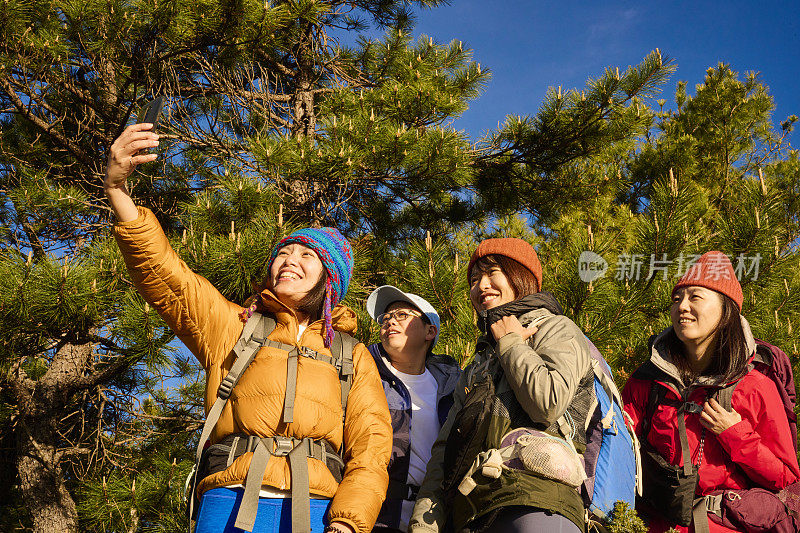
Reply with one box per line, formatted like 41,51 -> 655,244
672,251 -> 743,310
467,238 -> 543,290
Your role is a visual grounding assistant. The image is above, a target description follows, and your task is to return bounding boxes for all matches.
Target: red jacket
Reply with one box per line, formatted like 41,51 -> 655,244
622,318 -> 800,533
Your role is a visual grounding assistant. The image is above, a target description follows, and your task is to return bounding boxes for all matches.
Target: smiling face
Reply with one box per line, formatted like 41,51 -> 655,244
469,265 -> 517,311
269,243 -> 325,311
379,301 -> 436,358
671,286 -> 725,355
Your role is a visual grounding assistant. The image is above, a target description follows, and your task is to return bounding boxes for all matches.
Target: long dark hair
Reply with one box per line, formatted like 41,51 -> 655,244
666,294 -> 750,385
469,254 -> 540,299
294,271 -> 328,321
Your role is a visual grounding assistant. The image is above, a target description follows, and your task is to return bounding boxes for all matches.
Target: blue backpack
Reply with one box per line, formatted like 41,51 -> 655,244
578,340 -> 641,522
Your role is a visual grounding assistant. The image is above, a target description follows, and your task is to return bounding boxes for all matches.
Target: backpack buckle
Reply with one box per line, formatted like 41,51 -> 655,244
684,401 -> 703,414
270,436 -> 295,456
298,346 -> 321,360
217,374 -> 236,400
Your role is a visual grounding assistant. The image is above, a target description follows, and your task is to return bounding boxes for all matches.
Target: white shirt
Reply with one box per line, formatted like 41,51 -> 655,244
385,361 -> 440,530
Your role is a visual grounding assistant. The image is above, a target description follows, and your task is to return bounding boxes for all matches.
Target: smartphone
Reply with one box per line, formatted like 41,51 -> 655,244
138,96 -> 164,131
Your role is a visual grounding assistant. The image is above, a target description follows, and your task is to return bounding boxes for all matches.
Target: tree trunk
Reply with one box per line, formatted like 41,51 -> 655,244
287,21 -> 324,227
291,22 -> 317,140
293,83 -> 316,139
10,341 -> 95,533
16,410 -> 78,533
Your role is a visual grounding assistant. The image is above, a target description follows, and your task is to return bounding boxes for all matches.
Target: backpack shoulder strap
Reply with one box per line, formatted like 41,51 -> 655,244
641,379 -> 669,441
714,355 -> 756,411
592,360 -> 625,429
715,383 -> 736,412
753,340 -> 774,365
753,340 -> 796,412
754,339 -> 798,452
187,312 -> 274,521
331,332 -> 356,418
194,312 -> 274,463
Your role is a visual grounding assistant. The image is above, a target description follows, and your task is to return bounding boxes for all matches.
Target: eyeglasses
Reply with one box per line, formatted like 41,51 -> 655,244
376,309 -> 422,326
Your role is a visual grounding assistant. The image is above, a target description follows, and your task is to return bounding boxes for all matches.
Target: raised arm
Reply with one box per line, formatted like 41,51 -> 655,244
105,123 -> 242,369
104,123 -> 159,222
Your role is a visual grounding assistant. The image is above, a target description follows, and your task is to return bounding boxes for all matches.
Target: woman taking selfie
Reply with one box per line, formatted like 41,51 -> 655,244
105,123 -> 391,533
410,238 -> 591,533
623,251 -> 799,532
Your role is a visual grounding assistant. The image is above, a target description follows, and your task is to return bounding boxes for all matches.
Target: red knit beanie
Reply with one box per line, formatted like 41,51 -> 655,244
672,251 -> 743,310
467,238 -> 543,290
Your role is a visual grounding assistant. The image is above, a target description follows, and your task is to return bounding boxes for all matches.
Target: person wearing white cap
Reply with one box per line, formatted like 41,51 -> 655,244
365,286 -> 461,533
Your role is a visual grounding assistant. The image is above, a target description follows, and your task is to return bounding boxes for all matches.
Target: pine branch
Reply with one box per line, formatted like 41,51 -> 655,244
0,75 -> 93,165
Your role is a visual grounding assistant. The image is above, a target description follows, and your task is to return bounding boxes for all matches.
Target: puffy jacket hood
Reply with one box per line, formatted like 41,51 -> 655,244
477,291 -> 563,335
647,314 -> 757,389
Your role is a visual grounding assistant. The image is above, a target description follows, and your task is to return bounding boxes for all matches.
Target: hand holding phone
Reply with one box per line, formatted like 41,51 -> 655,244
105,97 -> 164,191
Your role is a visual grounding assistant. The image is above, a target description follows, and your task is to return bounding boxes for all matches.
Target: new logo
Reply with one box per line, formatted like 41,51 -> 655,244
578,251 -> 609,282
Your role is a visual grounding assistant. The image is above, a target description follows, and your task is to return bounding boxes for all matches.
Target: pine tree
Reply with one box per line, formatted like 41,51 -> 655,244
607,501 -> 648,533
0,1 -> 480,530
474,50 -> 677,226
245,26 -> 488,241
533,64 -> 800,387
0,0 -> 365,530
5,0 -> 794,529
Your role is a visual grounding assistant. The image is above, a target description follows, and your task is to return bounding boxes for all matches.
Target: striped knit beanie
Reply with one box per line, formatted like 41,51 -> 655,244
243,227 -> 353,347
672,251 -> 743,310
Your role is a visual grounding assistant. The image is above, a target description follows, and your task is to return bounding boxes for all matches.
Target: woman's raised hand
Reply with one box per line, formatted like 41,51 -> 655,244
105,123 -> 159,188
104,123 -> 159,222
699,397 -> 742,435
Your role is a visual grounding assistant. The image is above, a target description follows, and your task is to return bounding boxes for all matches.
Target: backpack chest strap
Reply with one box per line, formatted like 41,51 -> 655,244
645,385 -> 706,477
275,336 -> 350,424
262,337 -> 339,368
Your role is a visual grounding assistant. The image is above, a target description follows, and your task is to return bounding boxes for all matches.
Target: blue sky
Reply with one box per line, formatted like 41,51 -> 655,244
404,1 -> 800,141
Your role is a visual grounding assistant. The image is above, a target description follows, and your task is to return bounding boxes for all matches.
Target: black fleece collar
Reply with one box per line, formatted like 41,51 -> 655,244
476,291 -> 563,335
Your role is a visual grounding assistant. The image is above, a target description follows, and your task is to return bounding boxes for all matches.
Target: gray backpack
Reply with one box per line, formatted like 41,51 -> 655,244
185,311 -> 356,532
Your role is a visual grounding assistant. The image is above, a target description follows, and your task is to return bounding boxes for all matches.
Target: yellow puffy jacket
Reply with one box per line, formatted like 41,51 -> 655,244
114,207 -> 392,533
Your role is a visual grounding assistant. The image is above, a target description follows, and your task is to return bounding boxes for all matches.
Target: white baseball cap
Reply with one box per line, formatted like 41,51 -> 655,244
366,285 -> 440,346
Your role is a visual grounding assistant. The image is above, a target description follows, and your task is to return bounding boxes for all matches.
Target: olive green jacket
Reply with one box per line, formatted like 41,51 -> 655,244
409,305 -> 590,532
